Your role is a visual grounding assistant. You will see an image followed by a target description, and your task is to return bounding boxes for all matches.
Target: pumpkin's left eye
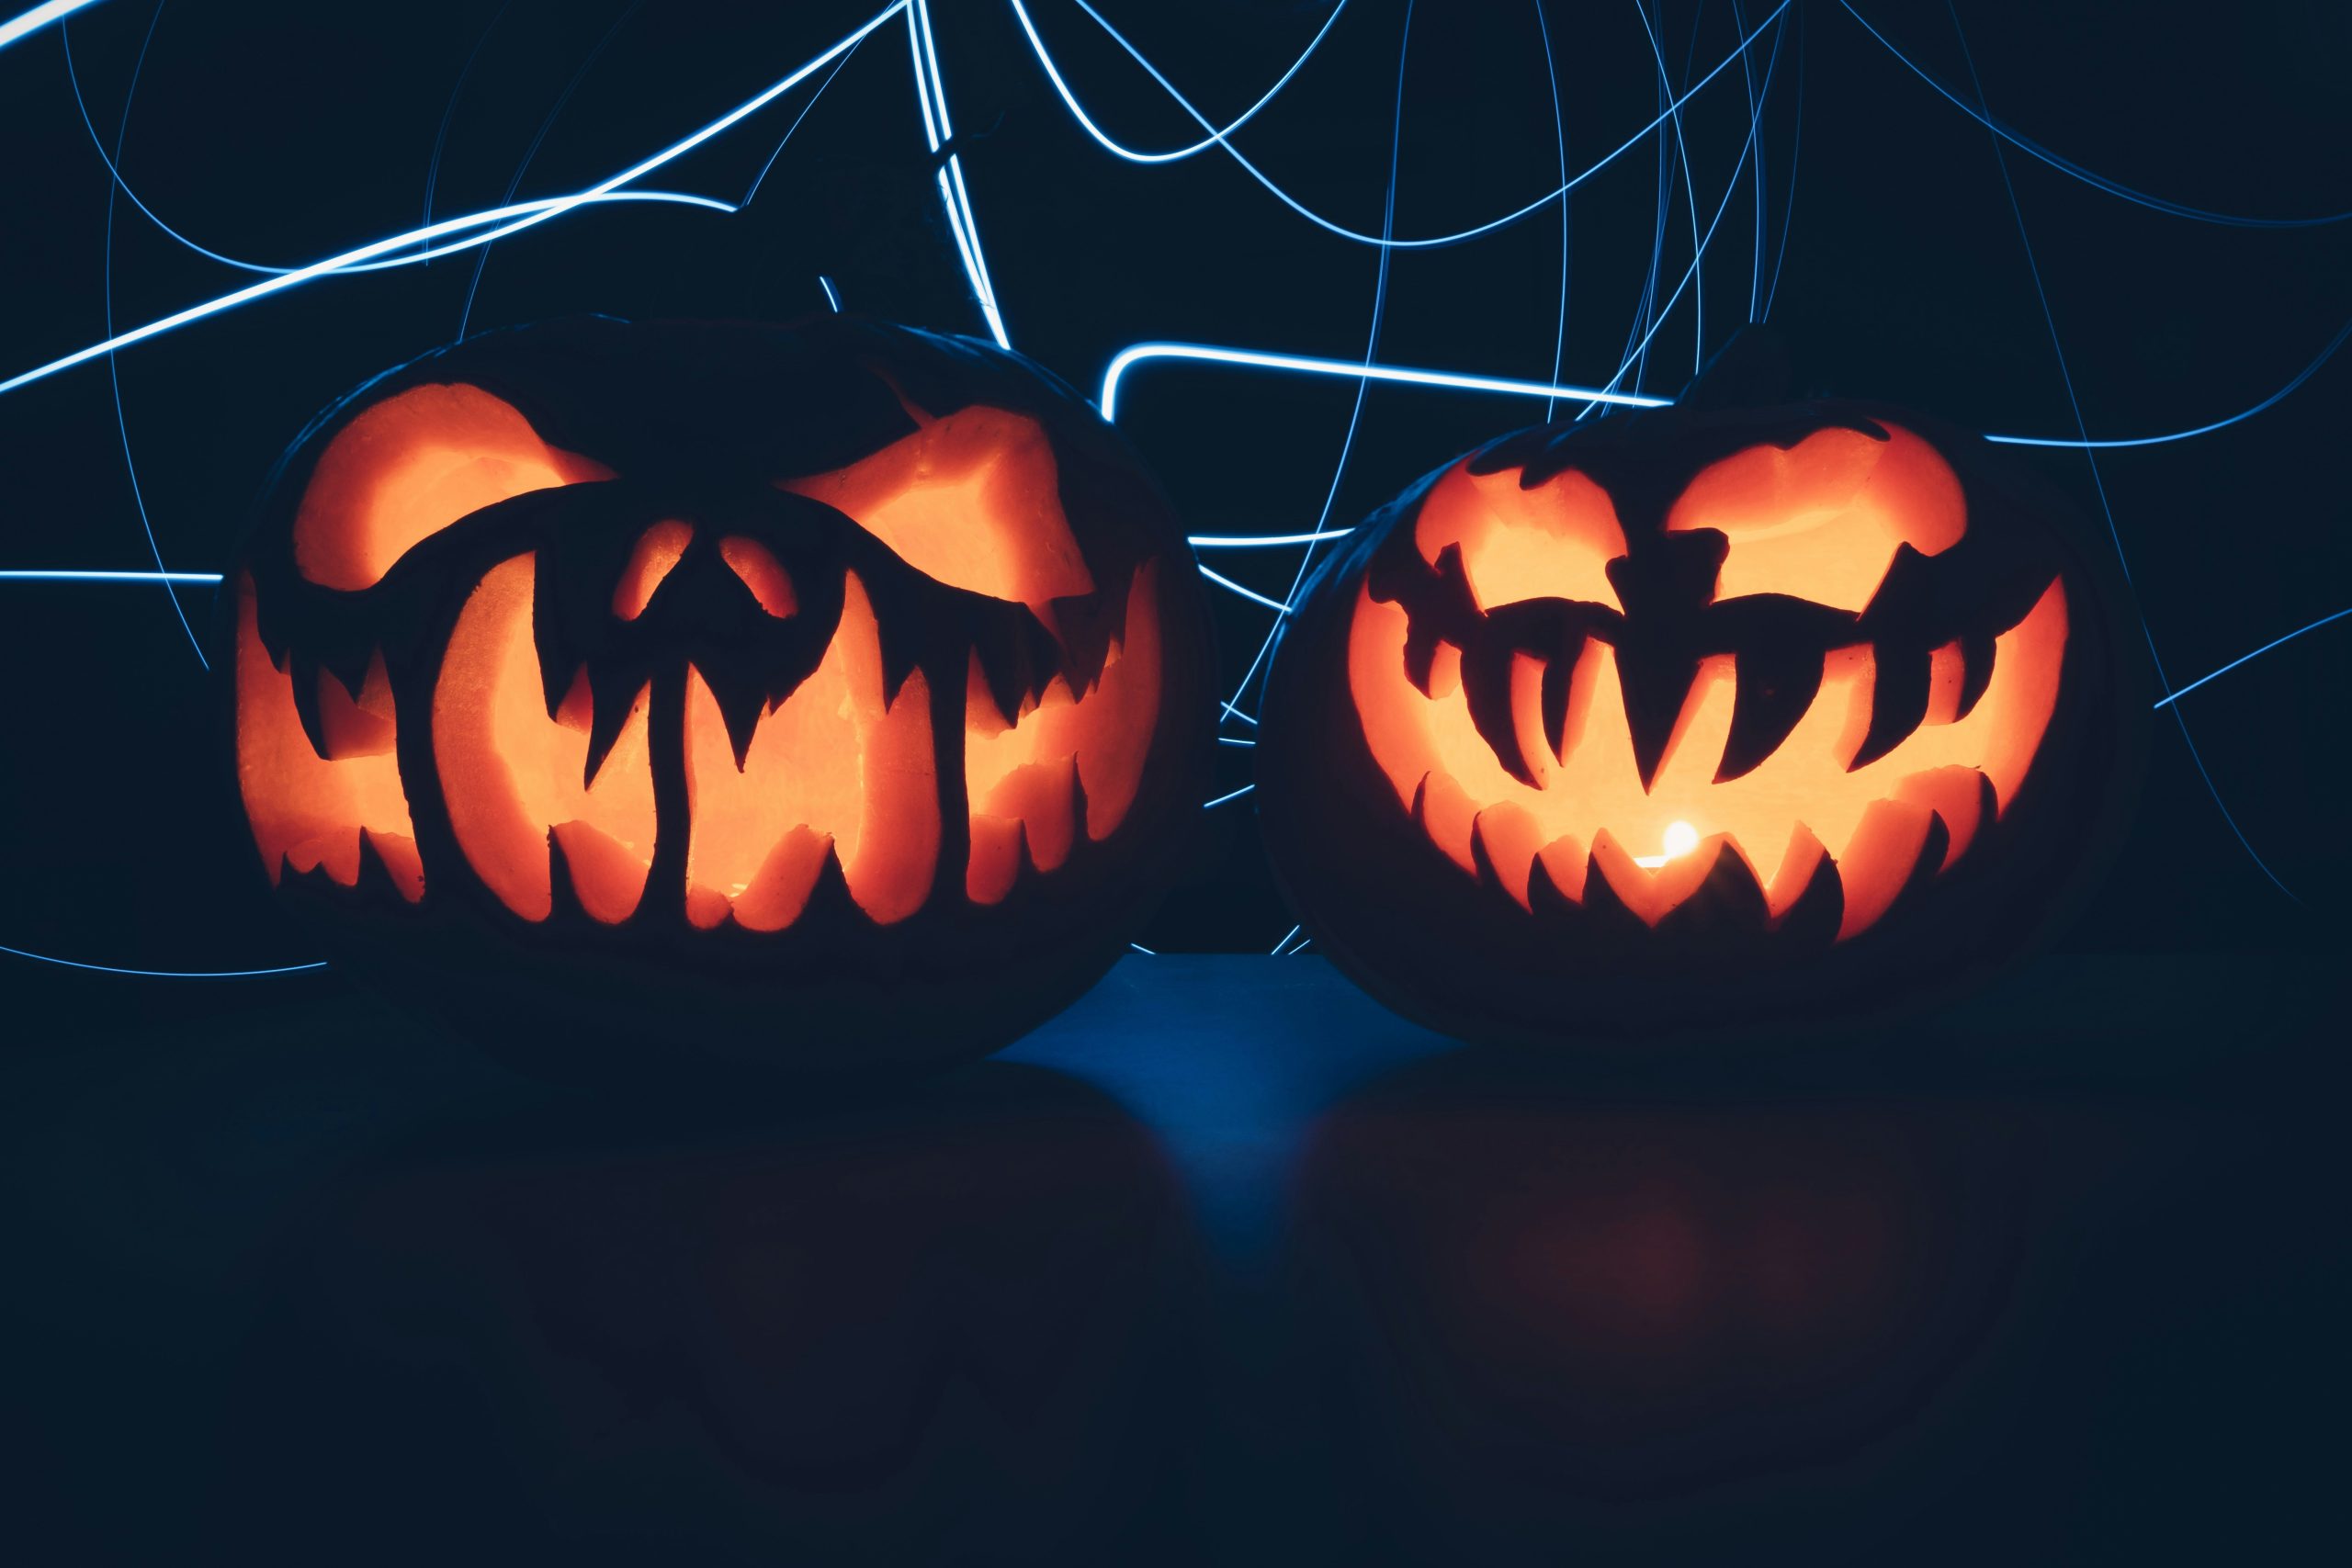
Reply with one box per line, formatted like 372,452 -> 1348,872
1665,423 -> 1965,613
1414,460 -> 1628,614
293,382 -> 613,592
776,405 -> 1092,615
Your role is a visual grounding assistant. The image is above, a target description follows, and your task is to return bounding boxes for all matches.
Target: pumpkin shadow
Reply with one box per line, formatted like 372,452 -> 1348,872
213,1055 -> 1204,1567
1283,1043 -> 2045,1564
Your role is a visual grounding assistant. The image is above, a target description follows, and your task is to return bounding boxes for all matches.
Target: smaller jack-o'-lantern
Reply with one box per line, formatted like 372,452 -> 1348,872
224,315 -> 1212,1077
1257,356 -> 2136,1043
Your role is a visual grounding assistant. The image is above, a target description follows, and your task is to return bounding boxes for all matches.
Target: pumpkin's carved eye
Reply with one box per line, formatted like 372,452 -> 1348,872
1416,462 -> 1627,614
1665,423 -> 1964,612
777,405 -> 1093,614
294,382 -> 613,592
718,536 -> 797,617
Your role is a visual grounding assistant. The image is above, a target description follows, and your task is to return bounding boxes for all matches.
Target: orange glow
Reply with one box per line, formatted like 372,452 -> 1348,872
1416,461 -> 1628,613
963,562 -> 1164,903
719,536 -> 797,617
1666,424 -> 1966,611
683,571 -> 939,929
1349,579 -> 2069,940
612,520 -> 694,619
777,405 -> 1094,613
293,383 -> 612,592
432,554 -> 658,924
233,574 -> 422,900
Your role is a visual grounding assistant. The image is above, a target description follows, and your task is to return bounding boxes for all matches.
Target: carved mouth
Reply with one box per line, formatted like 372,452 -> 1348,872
1349,575 -> 2069,942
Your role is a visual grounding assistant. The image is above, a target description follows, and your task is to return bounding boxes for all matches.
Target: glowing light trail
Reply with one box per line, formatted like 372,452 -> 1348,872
2154,606 -> 2352,710
1015,0 -> 1791,250
1196,564 -> 1295,615
1986,316 -> 2352,449
1188,529 -> 1357,549
910,0 -> 1010,347
0,0 -> 104,54
1006,0 -> 1351,164
0,4 -> 907,398
1,941 -> 325,979
1099,342 -> 1668,423
1843,2 -> 2352,229
0,569 -> 219,581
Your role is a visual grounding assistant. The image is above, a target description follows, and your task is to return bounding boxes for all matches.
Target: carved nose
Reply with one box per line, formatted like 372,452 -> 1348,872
1604,530 -> 1727,791
1605,527 -> 1726,619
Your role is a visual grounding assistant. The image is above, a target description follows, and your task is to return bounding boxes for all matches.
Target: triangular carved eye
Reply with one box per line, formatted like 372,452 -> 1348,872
293,382 -> 613,592
776,405 -> 1093,614
1665,424 -> 1965,612
1415,461 -> 1627,615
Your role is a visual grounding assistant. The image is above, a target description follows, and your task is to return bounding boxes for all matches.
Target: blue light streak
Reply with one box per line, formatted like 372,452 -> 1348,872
0,941 -> 325,979
2154,606 -> 2352,711
1099,342 -> 1669,423
1203,784 -> 1256,809
0,569 -> 219,581
1188,529 -> 1356,549
1006,0 -> 1350,164
1845,1 -> 2352,229
1015,0 -> 1792,251
910,0 -> 1011,347
0,0 -> 104,54
0,3 -> 908,398
1985,315 -> 2352,449
1195,564 -> 1295,615
1946,3 -> 2295,900
819,275 -> 842,310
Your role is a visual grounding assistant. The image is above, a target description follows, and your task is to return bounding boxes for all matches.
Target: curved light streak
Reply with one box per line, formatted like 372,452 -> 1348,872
1196,563 -> 1295,615
1,941 -> 326,979
1844,1 -> 2352,229
910,0 -> 1010,347
1016,0 -> 1791,250
2154,605 -> 2352,710
0,0 -> 105,53
1188,529 -> 1355,548
0,2 -> 907,398
1947,6 -> 2295,900
1986,315 -> 2352,449
1099,342 -> 1668,422
1006,0 -> 1350,164
0,569 -> 219,581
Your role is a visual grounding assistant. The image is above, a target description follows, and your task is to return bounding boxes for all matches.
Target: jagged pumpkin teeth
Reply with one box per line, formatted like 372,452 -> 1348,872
225,315 -> 1211,1074
1259,375 -> 2131,1043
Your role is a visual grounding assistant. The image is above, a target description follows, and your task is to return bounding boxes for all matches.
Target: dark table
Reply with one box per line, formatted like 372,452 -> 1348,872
4,952 -> 2342,1564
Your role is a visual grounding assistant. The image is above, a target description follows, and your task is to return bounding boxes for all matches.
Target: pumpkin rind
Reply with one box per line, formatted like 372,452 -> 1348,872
222,315 -> 1213,1077
1256,397 -> 2138,1045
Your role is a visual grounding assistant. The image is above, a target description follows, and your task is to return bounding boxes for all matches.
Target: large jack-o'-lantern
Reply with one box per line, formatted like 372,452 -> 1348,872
225,315 -> 1212,1076
1257,364 -> 2136,1043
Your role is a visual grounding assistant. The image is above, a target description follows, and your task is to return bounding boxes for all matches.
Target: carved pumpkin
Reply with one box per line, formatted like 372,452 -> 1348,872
225,315 -> 1211,1075
1257,382 -> 2135,1043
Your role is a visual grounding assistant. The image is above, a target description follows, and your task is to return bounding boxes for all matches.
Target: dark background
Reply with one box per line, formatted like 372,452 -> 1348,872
1,0 -> 2346,966
2,2 -> 2346,1562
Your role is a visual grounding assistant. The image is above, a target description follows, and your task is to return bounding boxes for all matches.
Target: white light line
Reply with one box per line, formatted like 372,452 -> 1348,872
0,0 -> 104,53
1195,563 -> 1295,615
0,4 -> 906,397
0,569 -> 220,582
1099,342 -> 1670,422
1203,784 -> 1256,809
1188,528 -> 1356,548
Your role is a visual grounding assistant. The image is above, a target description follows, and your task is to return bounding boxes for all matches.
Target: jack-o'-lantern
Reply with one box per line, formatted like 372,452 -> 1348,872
224,315 -> 1212,1077
1257,358 -> 2136,1043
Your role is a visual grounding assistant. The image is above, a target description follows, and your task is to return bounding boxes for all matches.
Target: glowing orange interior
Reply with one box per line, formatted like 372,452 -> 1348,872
293,384 -> 613,592
682,571 -> 938,931
777,405 -> 1093,613
963,562 -> 1163,903
432,553 -> 659,924
612,520 -> 694,619
719,536 -> 797,617
233,574 -> 423,900
1664,424 -> 1966,611
1351,559 -> 2068,941
1417,462 -> 1628,613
